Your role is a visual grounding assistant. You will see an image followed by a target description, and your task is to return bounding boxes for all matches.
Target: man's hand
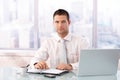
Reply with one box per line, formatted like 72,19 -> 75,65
56,63 -> 73,71
34,61 -> 49,69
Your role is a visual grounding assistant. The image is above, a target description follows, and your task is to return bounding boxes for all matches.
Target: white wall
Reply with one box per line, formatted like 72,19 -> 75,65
0,50 -> 35,67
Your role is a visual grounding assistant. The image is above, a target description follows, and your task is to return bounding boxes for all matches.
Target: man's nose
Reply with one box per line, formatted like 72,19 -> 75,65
58,23 -> 63,27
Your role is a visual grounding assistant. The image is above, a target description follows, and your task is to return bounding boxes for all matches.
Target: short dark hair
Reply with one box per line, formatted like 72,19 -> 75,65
53,9 -> 70,21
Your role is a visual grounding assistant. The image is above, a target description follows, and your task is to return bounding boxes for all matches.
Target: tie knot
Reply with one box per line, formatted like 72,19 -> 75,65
60,39 -> 65,43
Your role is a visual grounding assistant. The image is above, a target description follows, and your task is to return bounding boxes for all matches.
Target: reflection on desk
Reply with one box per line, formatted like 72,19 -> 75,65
0,67 -> 120,80
78,75 -> 117,80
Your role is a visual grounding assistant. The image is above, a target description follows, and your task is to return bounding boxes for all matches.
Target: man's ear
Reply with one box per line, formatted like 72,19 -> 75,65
68,20 -> 71,24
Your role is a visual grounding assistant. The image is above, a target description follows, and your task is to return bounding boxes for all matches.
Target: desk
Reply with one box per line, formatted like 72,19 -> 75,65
0,67 -> 120,80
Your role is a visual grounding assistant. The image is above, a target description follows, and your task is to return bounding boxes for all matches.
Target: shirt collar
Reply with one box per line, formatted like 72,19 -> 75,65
54,33 -> 72,42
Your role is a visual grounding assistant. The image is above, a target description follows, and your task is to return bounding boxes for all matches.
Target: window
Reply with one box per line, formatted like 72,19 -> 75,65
0,0 -> 36,49
38,0 -> 93,47
0,0 -> 120,50
97,0 -> 120,48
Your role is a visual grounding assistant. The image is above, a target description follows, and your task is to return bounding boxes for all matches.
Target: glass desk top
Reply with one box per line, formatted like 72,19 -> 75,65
0,67 -> 120,80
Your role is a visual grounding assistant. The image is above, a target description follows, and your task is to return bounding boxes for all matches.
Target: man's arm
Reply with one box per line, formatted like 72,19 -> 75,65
30,40 -> 49,69
69,36 -> 90,70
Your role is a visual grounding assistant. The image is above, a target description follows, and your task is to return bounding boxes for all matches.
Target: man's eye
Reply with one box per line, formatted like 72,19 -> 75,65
62,21 -> 66,23
55,21 -> 59,23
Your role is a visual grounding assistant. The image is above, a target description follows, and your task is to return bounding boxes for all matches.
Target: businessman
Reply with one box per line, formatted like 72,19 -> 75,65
30,9 -> 89,71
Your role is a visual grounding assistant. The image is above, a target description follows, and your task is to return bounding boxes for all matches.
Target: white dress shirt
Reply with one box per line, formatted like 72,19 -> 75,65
30,33 -> 90,69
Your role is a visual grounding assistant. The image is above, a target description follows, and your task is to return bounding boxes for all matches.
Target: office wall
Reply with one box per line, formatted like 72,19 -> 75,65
0,51 -> 34,67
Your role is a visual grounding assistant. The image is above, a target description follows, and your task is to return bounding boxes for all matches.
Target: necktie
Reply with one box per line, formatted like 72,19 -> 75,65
59,39 -> 67,64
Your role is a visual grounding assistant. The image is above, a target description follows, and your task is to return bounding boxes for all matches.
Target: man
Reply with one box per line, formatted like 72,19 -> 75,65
30,9 -> 89,71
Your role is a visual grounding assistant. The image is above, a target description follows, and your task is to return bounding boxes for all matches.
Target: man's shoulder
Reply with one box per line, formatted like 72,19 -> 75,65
70,34 -> 89,42
40,37 -> 56,46
71,33 -> 85,39
44,37 -> 55,42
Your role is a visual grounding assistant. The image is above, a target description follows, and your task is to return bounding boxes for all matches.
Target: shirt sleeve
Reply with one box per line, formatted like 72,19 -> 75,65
30,40 -> 49,68
70,62 -> 79,70
70,36 -> 90,70
80,36 -> 90,49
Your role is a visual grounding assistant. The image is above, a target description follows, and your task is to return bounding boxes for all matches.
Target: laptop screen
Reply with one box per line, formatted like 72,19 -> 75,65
78,49 -> 120,76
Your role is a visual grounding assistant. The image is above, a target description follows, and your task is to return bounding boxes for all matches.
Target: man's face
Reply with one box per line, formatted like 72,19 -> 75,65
53,15 -> 70,35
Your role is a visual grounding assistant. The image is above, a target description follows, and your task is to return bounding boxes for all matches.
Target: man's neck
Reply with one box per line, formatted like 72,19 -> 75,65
58,33 -> 68,39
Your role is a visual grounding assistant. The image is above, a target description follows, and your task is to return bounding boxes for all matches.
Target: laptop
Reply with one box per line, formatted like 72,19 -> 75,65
78,49 -> 120,76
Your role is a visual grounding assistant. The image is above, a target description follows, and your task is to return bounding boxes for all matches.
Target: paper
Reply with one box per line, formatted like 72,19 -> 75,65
27,68 -> 68,75
27,68 -> 42,73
